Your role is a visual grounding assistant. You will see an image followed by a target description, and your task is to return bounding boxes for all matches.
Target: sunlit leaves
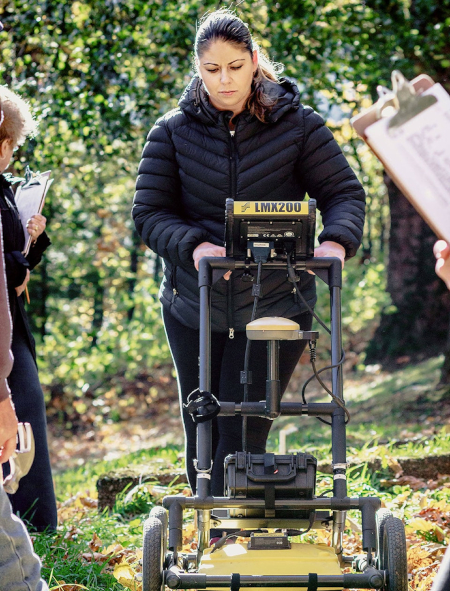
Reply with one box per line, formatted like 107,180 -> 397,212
1,0 -> 449,416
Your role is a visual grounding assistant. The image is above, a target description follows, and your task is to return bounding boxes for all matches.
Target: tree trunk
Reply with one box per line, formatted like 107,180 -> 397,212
439,312 -> 450,386
127,228 -> 142,322
366,173 -> 450,365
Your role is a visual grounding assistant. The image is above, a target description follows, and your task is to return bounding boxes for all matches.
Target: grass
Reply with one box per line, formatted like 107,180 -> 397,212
269,355 -> 450,459
33,354 -> 450,589
34,444 -> 450,591
33,512 -> 138,590
54,445 -> 182,501
35,447 -> 184,590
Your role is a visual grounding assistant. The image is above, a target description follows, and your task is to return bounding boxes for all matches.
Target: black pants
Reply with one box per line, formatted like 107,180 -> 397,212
6,315 -> 57,532
163,307 -> 312,496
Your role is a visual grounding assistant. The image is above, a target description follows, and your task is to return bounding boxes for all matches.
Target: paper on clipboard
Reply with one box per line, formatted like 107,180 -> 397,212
351,73 -> 450,243
14,170 -> 52,256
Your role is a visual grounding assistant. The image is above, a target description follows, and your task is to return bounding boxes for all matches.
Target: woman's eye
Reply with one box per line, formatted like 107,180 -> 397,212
231,66 -> 243,70
206,69 -> 219,73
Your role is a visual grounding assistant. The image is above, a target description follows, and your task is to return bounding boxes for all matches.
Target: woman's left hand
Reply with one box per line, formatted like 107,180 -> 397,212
26,214 -> 46,241
309,240 -> 345,274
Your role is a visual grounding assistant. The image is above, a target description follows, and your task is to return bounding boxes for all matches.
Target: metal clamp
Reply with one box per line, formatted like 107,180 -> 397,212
376,70 -> 438,132
333,463 -> 348,470
193,459 -> 213,478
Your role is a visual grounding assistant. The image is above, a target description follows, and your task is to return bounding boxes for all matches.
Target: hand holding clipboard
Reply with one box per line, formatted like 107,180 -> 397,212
13,168 -> 52,303
351,71 -> 450,244
14,168 -> 52,256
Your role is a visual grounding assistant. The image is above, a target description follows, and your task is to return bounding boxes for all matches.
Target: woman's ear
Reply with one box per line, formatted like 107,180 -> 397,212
0,139 -> 11,158
0,139 -> 14,174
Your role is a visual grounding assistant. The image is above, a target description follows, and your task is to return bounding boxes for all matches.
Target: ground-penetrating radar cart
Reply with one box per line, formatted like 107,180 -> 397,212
142,199 -> 408,591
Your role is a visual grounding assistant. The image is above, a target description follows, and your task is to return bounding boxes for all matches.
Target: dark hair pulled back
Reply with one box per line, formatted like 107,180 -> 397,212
195,9 -> 283,123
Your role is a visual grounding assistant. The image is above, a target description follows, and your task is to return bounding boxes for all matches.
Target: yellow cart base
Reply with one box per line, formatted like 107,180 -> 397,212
198,542 -> 342,591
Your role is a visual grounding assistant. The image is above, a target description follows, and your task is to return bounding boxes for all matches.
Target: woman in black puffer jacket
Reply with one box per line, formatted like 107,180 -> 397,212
133,9 -> 366,496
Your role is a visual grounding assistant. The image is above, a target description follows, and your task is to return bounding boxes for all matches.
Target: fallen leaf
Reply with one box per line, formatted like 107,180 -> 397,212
51,582 -> 88,590
407,518 -> 436,533
113,561 -> 141,591
385,456 -> 403,477
88,532 -> 102,552
81,551 -> 110,563
80,496 -> 98,508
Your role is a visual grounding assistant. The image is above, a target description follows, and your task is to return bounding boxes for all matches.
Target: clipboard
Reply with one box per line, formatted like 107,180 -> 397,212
351,71 -> 450,243
14,169 -> 53,256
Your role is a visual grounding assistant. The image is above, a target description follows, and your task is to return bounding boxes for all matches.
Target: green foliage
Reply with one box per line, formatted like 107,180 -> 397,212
36,442 -> 450,589
1,0 -> 448,417
1,0 -> 218,412
54,445 -> 182,500
266,0 -> 450,105
115,480 -> 186,517
35,541 -> 117,590
32,510 -> 142,590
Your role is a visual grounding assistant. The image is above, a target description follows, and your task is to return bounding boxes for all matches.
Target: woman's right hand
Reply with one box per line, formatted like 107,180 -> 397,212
15,269 -> 30,296
0,395 -> 18,465
434,240 -> 450,290
26,213 -> 46,241
192,242 -> 231,280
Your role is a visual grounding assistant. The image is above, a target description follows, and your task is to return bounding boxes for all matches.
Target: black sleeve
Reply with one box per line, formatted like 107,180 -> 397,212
132,118 -> 213,269
4,232 -> 50,288
26,231 -> 51,270
4,250 -> 29,289
297,107 -> 366,258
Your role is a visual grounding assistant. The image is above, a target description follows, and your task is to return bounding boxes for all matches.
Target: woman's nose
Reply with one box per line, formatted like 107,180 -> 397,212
220,69 -> 231,84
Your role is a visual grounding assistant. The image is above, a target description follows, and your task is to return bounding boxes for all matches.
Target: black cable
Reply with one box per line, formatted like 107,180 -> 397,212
300,353 -> 349,425
242,261 -> 263,451
301,352 -> 346,403
284,512 -> 315,537
318,489 -> 334,498
312,359 -> 351,424
286,255 -> 331,335
287,254 -> 350,424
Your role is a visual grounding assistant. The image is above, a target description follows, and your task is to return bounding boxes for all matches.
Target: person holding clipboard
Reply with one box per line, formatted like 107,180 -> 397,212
0,198 -> 49,591
352,70 -> 450,591
0,85 -> 57,532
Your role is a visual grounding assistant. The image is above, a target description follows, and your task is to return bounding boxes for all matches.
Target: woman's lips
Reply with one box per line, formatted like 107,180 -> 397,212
220,90 -> 236,95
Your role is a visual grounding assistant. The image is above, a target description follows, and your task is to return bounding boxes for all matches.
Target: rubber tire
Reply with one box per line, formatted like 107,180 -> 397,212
150,506 -> 168,556
382,517 -> 408,591
376,508 -> 394,568
143,517 -> 164,591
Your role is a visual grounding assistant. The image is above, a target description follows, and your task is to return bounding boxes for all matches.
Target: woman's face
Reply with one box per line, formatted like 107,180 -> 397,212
197,39 -> 257,117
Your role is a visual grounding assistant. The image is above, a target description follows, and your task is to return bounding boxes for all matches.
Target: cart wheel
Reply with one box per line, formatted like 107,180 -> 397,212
376,508 -> 394,568
143,517 -> 164,591
150,506 -> 168,552
382,517 -> 408,591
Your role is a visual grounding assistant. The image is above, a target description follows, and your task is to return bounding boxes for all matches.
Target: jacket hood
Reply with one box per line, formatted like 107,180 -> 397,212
178,76 -> 300,126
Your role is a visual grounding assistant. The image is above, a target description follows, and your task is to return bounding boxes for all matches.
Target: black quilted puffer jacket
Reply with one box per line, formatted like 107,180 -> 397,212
133,76 -> 365,333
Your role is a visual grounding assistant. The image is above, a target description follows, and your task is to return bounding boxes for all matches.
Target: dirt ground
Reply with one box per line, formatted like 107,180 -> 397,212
47,352 -> 450,474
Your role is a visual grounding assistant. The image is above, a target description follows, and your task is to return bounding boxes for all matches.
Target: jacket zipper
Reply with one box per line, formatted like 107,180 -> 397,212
227,280 -> 234,339
229,130 -> 237,200
228,128 -> 237,338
